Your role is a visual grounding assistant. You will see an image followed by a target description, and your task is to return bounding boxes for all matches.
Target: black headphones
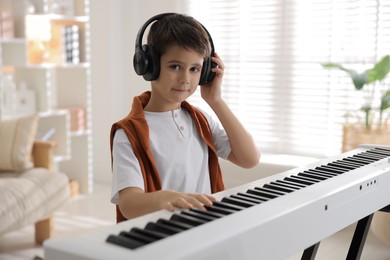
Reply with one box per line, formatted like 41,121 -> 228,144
133,13 -> 216,85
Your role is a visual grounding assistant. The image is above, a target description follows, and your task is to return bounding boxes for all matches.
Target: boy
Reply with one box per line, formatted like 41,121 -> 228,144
110,13 -> 260,223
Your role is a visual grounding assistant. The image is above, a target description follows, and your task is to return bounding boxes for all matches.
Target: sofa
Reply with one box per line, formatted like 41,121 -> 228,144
0,114 -> 71,244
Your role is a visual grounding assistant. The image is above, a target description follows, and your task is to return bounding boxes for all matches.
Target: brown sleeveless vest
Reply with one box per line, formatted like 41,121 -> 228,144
110,91 -> 225,223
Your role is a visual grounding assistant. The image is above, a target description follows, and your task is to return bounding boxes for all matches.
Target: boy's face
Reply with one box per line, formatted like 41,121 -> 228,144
149,44 -> 204,111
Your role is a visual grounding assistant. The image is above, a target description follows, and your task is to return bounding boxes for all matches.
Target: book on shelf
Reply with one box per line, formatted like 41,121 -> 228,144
62,25 -> 80,64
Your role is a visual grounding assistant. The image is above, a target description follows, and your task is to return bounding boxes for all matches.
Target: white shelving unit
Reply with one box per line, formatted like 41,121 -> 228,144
0,0 -> 92,194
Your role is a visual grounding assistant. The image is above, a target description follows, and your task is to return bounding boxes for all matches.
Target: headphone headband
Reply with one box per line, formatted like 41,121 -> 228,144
134,13 -> 175,52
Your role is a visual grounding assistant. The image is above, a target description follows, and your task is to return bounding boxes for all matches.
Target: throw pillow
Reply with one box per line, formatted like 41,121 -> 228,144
0,114 -> 39,172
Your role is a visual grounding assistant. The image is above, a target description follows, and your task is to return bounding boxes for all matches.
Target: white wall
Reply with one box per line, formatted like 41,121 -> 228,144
90,0 -> 187,184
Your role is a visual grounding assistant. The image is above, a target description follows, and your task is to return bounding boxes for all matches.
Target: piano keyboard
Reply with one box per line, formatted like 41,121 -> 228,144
44,145 -> 390,260
106,146 -> 390,250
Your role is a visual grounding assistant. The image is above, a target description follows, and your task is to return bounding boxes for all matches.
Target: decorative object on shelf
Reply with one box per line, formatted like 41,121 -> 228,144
0,1 -> 15,38
1,66 -> 36,117
26,15 -> 51,64
2,67 -> 16,116
47,0 -> 74,16
62,25 -> 80,64
323,56 -> 390,151
13,0 -> 35,37
39,127 -> 56,141
61,106 -> 86,132
14,82 -> 36,116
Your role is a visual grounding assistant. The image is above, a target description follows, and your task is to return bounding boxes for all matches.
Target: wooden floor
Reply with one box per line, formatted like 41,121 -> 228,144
0,182 -> 389,260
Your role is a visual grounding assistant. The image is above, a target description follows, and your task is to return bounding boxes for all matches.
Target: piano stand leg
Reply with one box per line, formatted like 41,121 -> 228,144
379,204 -> 390,212
301,242 -> 320,260
346,213 -> 374,260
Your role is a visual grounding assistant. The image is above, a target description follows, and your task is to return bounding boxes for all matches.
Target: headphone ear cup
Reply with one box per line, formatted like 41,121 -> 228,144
133,47 -> 149,76
142,45 -> 160,81
199,57 -> 216,85
199,58 -> 211,85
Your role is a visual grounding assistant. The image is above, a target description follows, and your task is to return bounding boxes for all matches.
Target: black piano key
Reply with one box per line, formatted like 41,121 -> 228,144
351,155 -> 376,163
205,204 -> 235,215
171,213 -> 207,226
131,227 -> 168,239
373,147 -> 390,155
356,151 -> 387,161
275,179 -> 306,188
231,194 -> 264,204
327,162 -> 356,170
221,196 -> 257,208
190,208 -> 225,219
342,157 -> 370,165
375,147 -> 390,152
367,150 -> 390,157
284,176 -> 316,186
106,234 -> 146,249
289,175 -> 321,183
364,153 -> 387,161
247,189 -> 278,199
269,181 -> 302,190
182,210 -> 217,222
335,160 -> 363,168
156,218 -> 192,231
119,230 -> 157,244
263,183 -> 295,193
324,164 -> 349,172
254,186 -> 286,196
236,192 -> 268,202
212,201 -> 245,211
314,166 -> 342,175
298,172 -> 328,181
330,160 -> 361,170
145,222 -> 183,235
316,165 -> 345,174
354,153 -> 382,161
367,152 -> 388,159
304,169 -> 337,178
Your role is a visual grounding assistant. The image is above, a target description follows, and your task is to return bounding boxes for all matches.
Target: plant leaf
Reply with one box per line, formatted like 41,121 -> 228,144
322,63 -> 368,90
380,89 -> 390,111
367,55 -> 390,83
321,63 -> 347,71
349,70 -> 368,90
368,56 -> 390,83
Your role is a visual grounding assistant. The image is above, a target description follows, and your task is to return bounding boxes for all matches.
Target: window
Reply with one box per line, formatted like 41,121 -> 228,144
184,0 -> 390,158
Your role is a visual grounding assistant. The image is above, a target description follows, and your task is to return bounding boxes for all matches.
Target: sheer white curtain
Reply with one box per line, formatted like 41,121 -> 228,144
184,0 -> 390,158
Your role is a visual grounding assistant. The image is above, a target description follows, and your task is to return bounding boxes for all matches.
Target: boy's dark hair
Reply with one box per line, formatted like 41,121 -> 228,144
147,13 -> 211,58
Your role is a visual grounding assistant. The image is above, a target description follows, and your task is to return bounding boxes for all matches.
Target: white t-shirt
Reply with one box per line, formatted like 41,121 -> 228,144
111,107 -> 231,204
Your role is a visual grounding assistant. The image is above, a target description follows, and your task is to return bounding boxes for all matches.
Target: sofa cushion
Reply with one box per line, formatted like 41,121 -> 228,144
0,114 -> 39,172
0,168 -> 71,235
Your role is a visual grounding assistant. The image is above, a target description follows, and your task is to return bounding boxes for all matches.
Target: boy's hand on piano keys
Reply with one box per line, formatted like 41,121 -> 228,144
158,190 -> 216,212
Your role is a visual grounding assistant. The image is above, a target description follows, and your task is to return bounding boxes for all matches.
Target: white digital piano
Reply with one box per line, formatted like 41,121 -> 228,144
44,145 -> 390,260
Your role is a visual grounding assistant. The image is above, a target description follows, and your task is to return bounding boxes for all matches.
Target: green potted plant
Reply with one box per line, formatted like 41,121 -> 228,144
322,55 -> 390,151
322,55 -> 390,130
